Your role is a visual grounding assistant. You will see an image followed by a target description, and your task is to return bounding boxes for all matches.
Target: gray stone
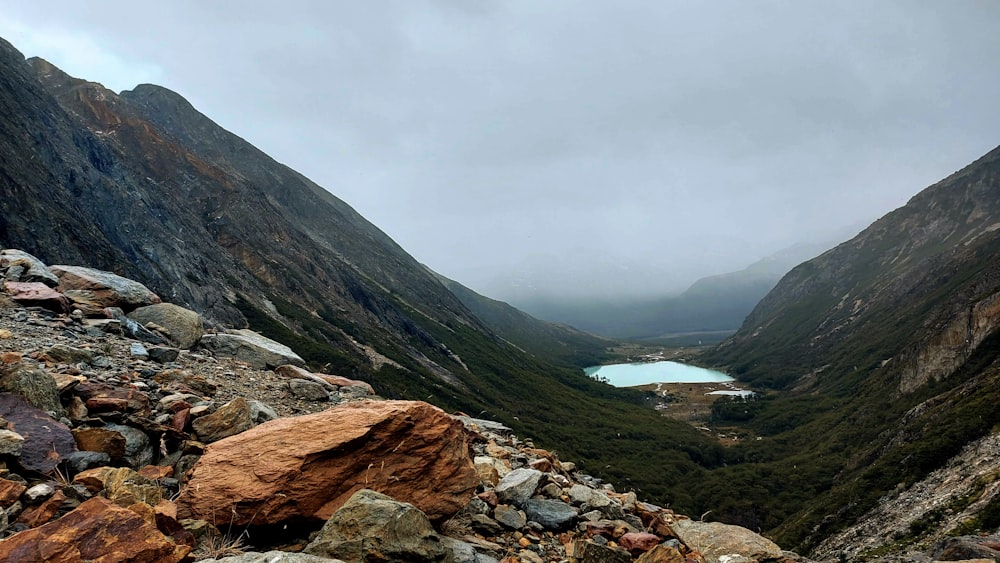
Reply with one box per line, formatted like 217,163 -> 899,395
495,468 -> 543,508
197,552 -> 344,563
671,519 -> 783,562
147,346 -> 180,363
0,250 -> 59,286
523,498 -> 578,531
247,400 -> 278,423
0,429 -> 24,456
103,424 -> 154,469
130,343 -> 149,358
494,504 -> 527,529
64,450 -> 112,473
470,513 -> 504,536
305,489 -> 448,562
199,330 -> 305,369
24,482 -> 55,502
128,303 -> 204,349
287,379 -> 330,401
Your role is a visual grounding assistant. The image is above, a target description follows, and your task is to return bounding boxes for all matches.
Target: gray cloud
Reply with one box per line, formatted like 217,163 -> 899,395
2,1 -> 999,299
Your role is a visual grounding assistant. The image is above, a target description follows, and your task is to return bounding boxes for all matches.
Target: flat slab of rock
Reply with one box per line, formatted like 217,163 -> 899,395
671,519 -> 783,563
0,496 -> 189,562
128,303 -> 204,349
0,393 -> 75,473
2,281 -> 68,312
191,397 -> 254,443
495,468 -> 544,508
178,400 -> 477,527
51,265 -> 160,314
199,329 -> 305,369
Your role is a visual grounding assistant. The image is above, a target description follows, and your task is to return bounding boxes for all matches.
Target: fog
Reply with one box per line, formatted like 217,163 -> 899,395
3,2 -> 999,300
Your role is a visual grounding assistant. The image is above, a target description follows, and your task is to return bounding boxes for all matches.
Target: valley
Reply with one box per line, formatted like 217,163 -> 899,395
3,28 -> 1000,561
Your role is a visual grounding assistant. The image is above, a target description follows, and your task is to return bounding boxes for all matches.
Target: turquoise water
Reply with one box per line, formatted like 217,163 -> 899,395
584,361 -> 733,387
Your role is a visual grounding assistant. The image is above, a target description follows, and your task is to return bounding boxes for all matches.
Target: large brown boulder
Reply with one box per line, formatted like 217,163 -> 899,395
0,496 -> 190,562
2,281 -> 69,312
50,265 -> 160,314
178,400 -> 477,527
128,303 -> 204,349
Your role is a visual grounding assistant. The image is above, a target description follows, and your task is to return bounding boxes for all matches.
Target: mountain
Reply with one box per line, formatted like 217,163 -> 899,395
695,144 -> 1000,555
0,36 -> 724,513
515,241 -> 833,343
431,269 -> 613,367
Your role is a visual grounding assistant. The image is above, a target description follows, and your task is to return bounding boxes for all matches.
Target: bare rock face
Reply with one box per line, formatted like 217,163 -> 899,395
127,303 -> 204,349
671,519 -> 783,563
50,265 -> 161,315
199,329 -> 305,369
178,400 -> 477,527
0,496 -> 190,562
304,489 -> 449,562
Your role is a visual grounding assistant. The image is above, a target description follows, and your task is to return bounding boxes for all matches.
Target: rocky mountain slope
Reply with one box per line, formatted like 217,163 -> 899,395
696,144 -> 1000,557
0,34 -> 729,521
0,253 -> 805,562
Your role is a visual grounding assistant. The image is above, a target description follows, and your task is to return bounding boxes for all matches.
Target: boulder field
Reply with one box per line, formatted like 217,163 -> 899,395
0,249 -> 805,562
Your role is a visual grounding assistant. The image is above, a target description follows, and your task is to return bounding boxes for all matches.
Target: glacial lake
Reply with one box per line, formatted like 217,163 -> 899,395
584,361 -> 733,387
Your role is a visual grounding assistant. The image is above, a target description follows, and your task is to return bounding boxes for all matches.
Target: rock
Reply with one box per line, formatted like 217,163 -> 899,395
523,498 -> 579,531
568,483 -> 623,519
304,489 -> 449,562
63,450 -> 112,473
127,303 -> 204,349
154,369 -> 218,396
619,532 -> 662,554
1,281 -> 69,312
74,381 -> 151,416
41,344 -> 94,364
104,424 -> 154,468
198,552 -> 344,563
0,249 -> 59,286
571,540 -> 633,563
50,372 -> 86,394
72,427 -> 127,464
72,467 -> 162,507
103,307 -> 170,344
24,483 -> 55,503
0,496 -> 189,562
130,343 -> 149,358
287,379 -> 330,401
15,489 -> 66,527
495,468 -> 544,508
475,455 -> 501,486
495,504 -> 527,530
50,265 -> 160,314
0,479 -> 26,507
671,519 -> 783,563
0,429 -> 24,456
178,400 -> 477,527
0,361 -> 62,414
635,544 -> 685,563
148,346 -> 180,363
199,329 -> 305,369
247,400 -> 278,423
0,394 -> 75,473
191,397 -> 254,443
273,364 -> 337,390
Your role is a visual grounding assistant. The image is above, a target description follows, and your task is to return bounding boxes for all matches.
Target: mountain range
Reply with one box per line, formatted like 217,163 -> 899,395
5,30 -> 1000,560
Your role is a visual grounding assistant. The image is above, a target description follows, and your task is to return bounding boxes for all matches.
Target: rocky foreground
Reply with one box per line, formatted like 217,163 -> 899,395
0,248 -> 807,562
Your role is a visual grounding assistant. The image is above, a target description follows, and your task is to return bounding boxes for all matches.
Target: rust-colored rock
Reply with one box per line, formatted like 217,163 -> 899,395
178,400 -> 477,527
2,281 -> 69,312
636,544 -> 686,563
0,478 -> 26,506
139,465 -> 174,480
73,427 -> 127,462
619,532 -> 662,554
72,467 -> 162,507
74,381 -> 151,416
16,490 -> 67,528
0,496 -> 189,562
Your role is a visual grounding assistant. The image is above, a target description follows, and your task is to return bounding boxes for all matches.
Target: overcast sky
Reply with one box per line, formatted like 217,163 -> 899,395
2,2 -> 999,300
